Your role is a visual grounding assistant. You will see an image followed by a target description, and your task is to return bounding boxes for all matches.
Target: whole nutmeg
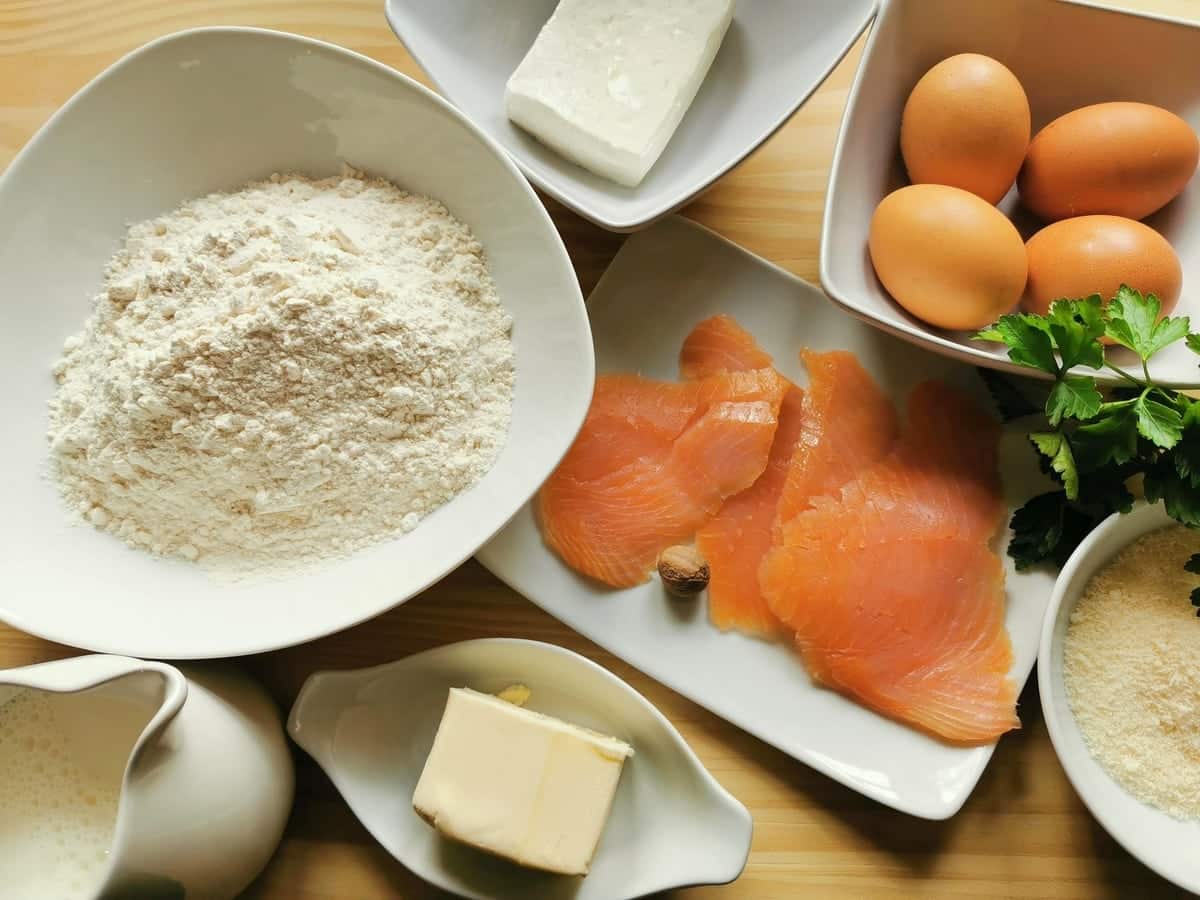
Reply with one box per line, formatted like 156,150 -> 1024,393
657,545 -> 710,598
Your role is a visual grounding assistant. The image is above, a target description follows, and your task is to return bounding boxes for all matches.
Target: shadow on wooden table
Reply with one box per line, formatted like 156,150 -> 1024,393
1082,811 -> 1192,900
664,670 -> 1188,899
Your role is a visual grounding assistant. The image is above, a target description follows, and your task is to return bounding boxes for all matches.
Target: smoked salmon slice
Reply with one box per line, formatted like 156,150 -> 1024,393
776,380 -> 1004,550
680,314 -> 774,378
761,380 -> 1017,744
774,350 -> 899,524
538,366 -> 786,588
681,316 -> 803,637
694,389 -> 804,636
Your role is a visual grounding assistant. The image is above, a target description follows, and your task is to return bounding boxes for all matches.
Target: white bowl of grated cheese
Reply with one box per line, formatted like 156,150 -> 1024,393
1040,502 -> 1200,894
0,28 -> 592,657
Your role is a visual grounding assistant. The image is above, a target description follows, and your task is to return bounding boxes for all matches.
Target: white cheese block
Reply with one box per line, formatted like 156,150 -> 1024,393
505,0 -> 736,187
412,687 -> 634,876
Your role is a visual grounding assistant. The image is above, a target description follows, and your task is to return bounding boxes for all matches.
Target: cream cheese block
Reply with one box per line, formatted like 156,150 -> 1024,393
505,0 -> 736,187
412,687 -> 634,876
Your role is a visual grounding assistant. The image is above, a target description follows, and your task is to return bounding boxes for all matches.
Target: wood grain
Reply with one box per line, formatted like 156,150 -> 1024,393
1,2 -> 1196,898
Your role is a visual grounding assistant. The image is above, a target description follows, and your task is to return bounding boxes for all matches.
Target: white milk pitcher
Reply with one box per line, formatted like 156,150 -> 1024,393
0,654 -> 294,899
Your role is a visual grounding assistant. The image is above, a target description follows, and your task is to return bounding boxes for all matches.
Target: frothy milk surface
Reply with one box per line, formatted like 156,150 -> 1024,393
0,689 -> 121,899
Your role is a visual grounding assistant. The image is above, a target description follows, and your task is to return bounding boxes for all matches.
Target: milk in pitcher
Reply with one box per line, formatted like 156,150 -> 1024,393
0,687 -> 143,899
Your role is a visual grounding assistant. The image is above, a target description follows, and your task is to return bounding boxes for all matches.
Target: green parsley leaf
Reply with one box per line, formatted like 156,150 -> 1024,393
1076,467 -> 1136,518
984,286 -> 1200,614
1073,402 -> 1139,469
1045,375 -> 1103,426
1007,492 -> 1068,570
1134,392 -> 1184,448
1145,460 -> 1200,528
1104,285 -> 1159,354
1047,296 -> 1106,370
1185,553 -> 1200,575
1105,286 -> 1191,361
1179,446 -> 1200,488
976,368 -> 1041,422
1150,316 -> 1193,357
1007,490 -> 1119,570
1030,432 -> 1079,499
975,314 -> 1058,375
1172,401 -> 1200,487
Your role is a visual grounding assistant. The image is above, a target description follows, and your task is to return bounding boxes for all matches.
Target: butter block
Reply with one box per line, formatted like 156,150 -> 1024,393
412,688 -> 633,876
505,0 -> 736,187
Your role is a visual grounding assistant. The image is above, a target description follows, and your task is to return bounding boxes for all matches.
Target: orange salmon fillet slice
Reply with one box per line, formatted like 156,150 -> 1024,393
681,315 -> 803,637
538,365 -> 786,588
680,313 -> 774,378
774,349 -> 900,524
761,379 -> 1017,744
773,537 -> 1015,741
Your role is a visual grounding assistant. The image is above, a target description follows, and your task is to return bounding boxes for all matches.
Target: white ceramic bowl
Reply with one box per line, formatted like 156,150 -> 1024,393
0,28 -> 593,658
1039,502 -> 1200,893
821,0 -> 1200,388
288,638 -> 753,899
386,0 -> 876,232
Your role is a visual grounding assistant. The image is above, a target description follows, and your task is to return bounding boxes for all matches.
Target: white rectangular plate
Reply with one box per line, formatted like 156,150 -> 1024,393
478,216 -> 1053,819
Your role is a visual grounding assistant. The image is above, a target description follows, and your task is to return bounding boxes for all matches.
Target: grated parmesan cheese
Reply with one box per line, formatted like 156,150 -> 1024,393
1064,524 -> 1200,820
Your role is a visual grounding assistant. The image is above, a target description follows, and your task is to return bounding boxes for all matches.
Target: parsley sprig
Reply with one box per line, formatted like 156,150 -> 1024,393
975,286 -> 1200,613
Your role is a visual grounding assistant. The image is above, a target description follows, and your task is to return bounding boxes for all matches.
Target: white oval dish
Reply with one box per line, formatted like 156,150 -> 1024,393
0,27 -> 592,658
821,0 -> 1200,387
1039,502 -> 1200,894
385,0 -> 877,232
287,638 -> 753,900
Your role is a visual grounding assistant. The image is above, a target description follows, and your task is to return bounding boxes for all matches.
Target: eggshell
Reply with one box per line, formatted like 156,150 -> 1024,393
1019,102 -> 1199,221
868,184 -> 1028,330
901,53 -> 1030,204
1023,215 -> 1182,316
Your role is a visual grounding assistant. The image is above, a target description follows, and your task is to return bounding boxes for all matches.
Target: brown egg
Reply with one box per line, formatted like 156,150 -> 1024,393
1023,215 -> 1182,316
900,54 -> 1030,204
869,184 -> 1028,330
1019,102 -> 1199,221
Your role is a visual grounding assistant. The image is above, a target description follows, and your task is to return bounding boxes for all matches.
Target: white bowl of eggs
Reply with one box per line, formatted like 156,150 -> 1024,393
821,0 -> 1200,387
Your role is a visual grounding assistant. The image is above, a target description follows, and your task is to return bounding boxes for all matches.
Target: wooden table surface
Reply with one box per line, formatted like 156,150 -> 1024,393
3,1 -> 1197,897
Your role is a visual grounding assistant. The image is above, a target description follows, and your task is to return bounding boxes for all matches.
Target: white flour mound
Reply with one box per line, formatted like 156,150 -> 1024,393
47,169 -> 514,573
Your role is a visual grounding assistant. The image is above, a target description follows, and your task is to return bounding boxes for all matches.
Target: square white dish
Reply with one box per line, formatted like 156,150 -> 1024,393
478,216 -> 1053,820
0,28 -> 592,659
821,0 -> 1200,388
385,0 -> 877,232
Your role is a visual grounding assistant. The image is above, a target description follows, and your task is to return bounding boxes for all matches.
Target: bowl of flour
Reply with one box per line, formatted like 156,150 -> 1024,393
0,28 -> 592,657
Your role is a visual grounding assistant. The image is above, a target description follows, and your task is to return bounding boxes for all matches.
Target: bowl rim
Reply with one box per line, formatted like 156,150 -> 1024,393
818,0 -> 1200,388
384,0 -> 879,232
1037,501 -> 1200,894
0,26 -> 594,659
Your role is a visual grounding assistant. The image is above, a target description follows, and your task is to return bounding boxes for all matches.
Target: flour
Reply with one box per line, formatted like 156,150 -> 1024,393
47,169 -> 514,573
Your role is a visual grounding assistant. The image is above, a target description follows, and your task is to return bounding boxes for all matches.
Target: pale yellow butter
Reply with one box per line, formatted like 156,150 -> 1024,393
412,687 -> 633,875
